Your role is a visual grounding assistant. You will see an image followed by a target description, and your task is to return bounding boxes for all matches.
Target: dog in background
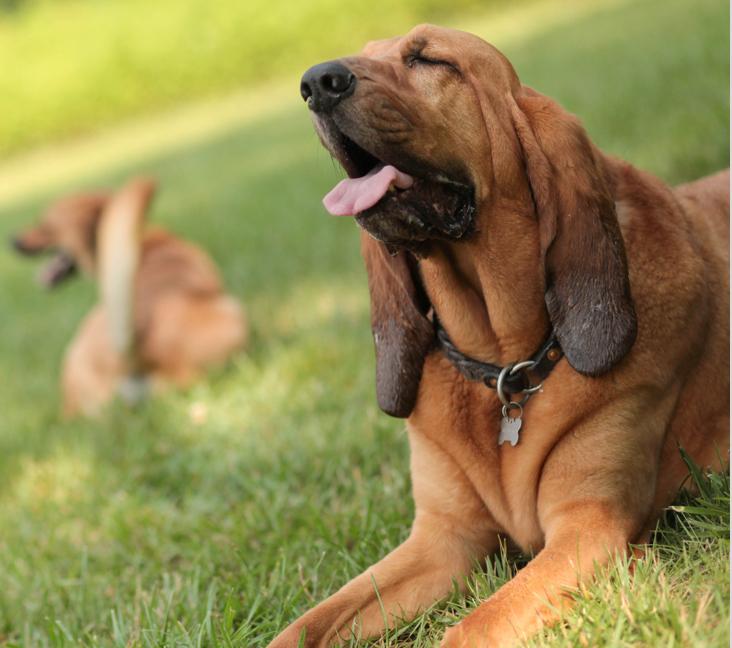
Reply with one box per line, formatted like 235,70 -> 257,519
12,178 -> 247,416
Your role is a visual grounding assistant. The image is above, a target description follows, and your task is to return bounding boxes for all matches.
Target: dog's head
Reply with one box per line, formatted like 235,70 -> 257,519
11,179 -> 157,289
12,192 -> 111,287
302,25 -> 636,417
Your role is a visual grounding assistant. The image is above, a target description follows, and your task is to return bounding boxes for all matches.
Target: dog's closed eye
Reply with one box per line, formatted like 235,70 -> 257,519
404,52 -> 459,74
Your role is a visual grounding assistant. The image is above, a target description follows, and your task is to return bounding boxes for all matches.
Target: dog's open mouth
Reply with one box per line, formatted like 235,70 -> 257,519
38,252 -> 77,288
13,237 -> 78,288
318,120 -> 475,252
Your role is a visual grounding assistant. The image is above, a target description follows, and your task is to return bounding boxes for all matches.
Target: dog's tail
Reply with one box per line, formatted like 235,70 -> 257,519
96,178 -> 155,369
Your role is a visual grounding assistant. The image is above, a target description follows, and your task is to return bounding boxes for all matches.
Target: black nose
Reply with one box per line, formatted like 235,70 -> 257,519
10,236 -> 28,254
300,61 -> 356,113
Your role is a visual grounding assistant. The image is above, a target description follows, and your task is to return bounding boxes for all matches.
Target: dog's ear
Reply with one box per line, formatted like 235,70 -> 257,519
361,232 -> 433,417
63,192 -> 112,273
509,87 -> 637,375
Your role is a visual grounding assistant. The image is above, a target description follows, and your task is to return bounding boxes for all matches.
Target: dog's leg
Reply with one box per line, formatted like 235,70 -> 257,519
440,501 -> 639,648
268,432 -> 498,648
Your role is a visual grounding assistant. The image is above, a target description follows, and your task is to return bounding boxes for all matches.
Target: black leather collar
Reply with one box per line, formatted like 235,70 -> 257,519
434,318 -> 563,394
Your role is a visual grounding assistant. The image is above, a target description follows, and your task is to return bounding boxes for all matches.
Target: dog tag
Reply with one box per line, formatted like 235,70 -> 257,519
498,403 -> 523,447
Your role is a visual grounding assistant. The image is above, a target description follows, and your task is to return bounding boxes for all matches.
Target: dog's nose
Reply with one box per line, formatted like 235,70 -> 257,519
10,236 -> 28,253
300,62 -> 356,113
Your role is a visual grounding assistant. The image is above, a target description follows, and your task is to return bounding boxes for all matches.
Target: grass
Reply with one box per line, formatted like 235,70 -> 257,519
0,0 -> 728,646
0,0 -> 497,158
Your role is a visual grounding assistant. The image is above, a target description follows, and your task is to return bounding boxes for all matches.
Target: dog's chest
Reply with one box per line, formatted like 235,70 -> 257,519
477,428 -> 550,551
414,403 -> 550,551
410,356 -> 580,551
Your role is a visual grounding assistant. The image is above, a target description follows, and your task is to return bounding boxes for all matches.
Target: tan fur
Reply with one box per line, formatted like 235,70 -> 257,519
97,178 -> 150,360
272,25 -> 729,647
14,178 -> 247,417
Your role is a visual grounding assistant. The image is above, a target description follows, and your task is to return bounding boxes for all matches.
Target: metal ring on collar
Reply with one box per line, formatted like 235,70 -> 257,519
497,364 -> 529,407
510,359 -> 544,395
521,382 -> 543,396
497,360 -> 542,407
509,359 -> 537,375
501,402 -> 523,418
512,360 -> 543,396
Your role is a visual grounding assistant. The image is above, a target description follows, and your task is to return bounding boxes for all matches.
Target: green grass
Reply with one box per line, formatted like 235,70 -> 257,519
0,0 -> 498,158
0,0 -> 728,646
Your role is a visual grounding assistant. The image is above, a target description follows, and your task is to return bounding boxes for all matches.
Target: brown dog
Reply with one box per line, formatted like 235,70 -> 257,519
270,25 -> 730,647
13,178 -> 247,417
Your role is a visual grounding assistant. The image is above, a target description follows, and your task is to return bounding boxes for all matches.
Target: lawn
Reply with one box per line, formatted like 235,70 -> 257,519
0,0 -> 729,646
0,0 -> 491,158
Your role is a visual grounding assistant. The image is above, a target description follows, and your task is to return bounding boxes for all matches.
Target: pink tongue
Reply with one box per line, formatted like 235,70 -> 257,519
323,164 -> 414,216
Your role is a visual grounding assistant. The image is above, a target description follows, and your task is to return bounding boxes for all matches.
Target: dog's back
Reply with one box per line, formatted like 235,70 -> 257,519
675,168 -> 730,247
132,228 -> 247,385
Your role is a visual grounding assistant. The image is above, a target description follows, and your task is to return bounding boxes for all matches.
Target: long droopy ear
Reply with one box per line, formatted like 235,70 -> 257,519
361,232 -> 433,417
509,87 -> 637,375
64,192 -> 111,274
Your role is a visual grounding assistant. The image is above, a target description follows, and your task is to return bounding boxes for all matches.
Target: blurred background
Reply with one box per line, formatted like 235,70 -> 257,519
0,0 -> 728,646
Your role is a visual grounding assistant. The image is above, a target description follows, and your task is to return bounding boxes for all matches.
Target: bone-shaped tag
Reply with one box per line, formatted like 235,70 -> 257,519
499,415 -> 522,446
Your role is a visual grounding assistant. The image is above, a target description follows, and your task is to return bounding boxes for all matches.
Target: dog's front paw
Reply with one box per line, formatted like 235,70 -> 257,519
269,622 -> 344,648
441,623 -> 480,648
441,616 -> 524,648
268,624 -> 311,648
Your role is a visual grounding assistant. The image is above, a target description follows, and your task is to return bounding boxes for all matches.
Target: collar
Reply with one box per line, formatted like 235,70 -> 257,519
434,318 -> 563,397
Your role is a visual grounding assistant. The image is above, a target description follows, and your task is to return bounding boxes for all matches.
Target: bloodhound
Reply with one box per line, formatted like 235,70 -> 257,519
271,24 -> 730,648
12,178 -> 247,417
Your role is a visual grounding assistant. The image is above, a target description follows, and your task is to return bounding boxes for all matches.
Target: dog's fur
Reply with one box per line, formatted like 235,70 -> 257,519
13,178 -> 247,417
271,25 -> 730,647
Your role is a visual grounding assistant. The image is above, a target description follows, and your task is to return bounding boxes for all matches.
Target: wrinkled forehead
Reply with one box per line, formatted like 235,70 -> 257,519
360,35 -> 400,58
44,196 -> 85,224
359,24 -> 518,87
43,192 -> 106,227
362,25 -> 487,57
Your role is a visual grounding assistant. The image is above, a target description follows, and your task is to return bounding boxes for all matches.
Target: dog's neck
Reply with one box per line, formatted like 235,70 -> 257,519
420,193 -> 549,365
